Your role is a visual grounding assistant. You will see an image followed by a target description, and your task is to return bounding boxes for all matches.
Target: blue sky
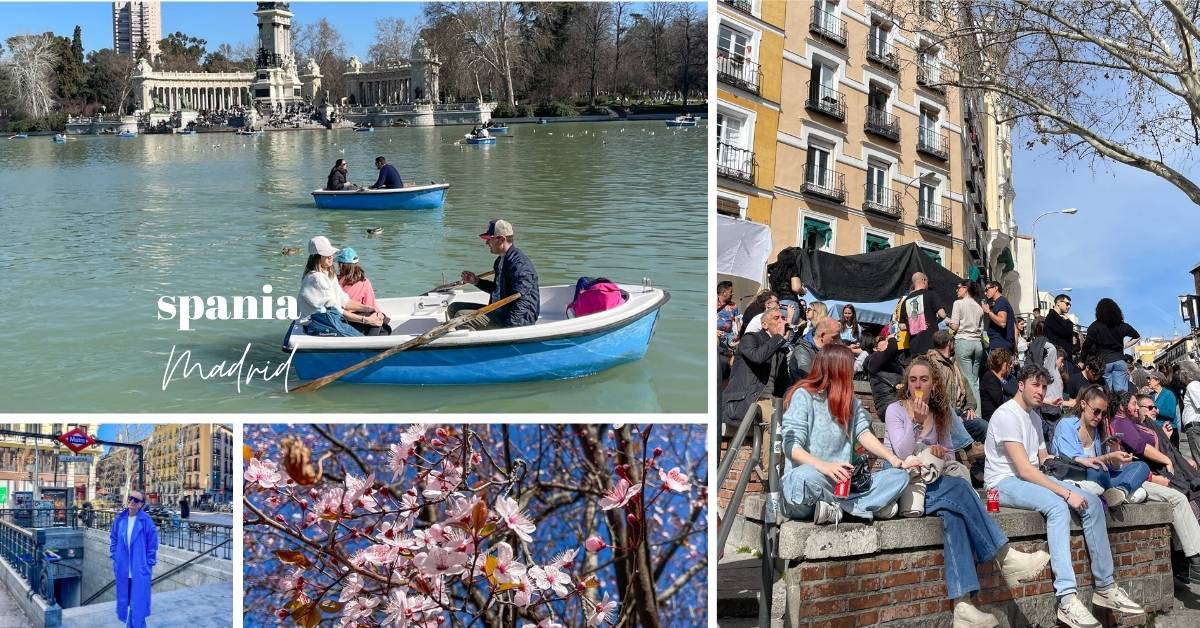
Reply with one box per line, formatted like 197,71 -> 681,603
1,2 -> 425,60
1011,147 -> 1200,339
96,423 -> 154,451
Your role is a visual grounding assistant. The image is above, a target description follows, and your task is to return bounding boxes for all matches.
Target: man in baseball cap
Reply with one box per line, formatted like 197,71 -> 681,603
451,219 -> 541,328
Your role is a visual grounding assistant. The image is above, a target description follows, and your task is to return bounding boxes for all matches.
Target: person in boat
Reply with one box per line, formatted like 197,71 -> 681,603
336,246 -> 389,336
369,156 -> 404,189
451,219 -> 541,328
326,159 -> 359,190
471,126 -> 490,139
297,236 -> 385,336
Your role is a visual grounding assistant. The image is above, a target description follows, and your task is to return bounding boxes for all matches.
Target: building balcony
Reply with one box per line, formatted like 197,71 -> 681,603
863,185 -> 903,219
917,203 -> 953,234
805,82 -> 846,121
810,7 -> 847,46
719,0 -> 754,16
802,165 -> 847,203
864,106 -> 900,141
717,142 -> 756,186
917,63 -> 946,94
866,39 -> 900,72
918,128 -> 950,161
716,52 -> 761,96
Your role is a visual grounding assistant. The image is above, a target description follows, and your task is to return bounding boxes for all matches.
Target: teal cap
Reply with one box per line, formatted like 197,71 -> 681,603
335,247 -> 359,264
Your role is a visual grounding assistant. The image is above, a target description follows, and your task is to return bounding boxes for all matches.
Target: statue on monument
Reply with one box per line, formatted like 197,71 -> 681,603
348,56 -> 363,73
135,57 -> 153,77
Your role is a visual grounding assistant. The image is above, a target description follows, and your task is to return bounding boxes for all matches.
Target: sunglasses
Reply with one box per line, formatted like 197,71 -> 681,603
127,496 -> 144,504
1139,405 -> 1156,410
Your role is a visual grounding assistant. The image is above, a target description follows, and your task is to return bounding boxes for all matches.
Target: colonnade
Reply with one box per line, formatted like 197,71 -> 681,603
354,78 -> 414,106
149,84 -> 253,111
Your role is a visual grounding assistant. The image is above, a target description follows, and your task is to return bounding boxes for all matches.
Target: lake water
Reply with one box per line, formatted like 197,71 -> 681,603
0,121 -> 706,413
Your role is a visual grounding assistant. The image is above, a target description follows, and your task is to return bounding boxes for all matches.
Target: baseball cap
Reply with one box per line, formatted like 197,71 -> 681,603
308,236 -> 338,257
335,246 -> 359,264
480,219 -> 514,239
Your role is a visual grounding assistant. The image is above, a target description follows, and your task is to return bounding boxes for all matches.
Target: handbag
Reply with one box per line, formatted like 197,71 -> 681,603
1041,455 -> 1090,480
850,455 -> 872,494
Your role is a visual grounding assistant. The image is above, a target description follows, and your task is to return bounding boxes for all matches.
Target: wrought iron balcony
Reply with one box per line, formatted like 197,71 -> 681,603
863,185 -> 902,219
719,0 -> 754,16
864,106 -> 900,141
866,38 -> 900,72
917,202 -> 952,233
805,82 -> 846,121
917,63 -> 946,94
717,142 -> 756,185
810,6 -> 847,46
918,128 -> 950,160
717,52 -> 762,96
801,164 -> 846,203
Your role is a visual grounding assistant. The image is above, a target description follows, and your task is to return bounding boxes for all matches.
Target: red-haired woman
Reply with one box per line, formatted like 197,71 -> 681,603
780,344 -> 916,524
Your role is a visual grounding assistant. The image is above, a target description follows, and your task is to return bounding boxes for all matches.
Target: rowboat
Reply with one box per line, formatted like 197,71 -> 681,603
463,134 -> 496,145
665,114 -> 699,128
178,129 -> 197,136
53,134 -> 67,142
485,124 -> 509,134
235,128 -> 262,136
354,126 -> 375,132
117,130 -> 137,138
311,182 -> 449,210
8,134 -> 28,139
283,283 -> 669,385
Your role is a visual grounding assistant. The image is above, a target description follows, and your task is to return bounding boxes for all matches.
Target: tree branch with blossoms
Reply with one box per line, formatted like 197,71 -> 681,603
243,424 -> 707,628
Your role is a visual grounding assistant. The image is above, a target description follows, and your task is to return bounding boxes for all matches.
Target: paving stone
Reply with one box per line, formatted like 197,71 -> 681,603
60,583 -> 231,628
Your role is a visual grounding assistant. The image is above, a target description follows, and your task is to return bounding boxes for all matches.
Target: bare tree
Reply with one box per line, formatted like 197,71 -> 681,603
670,3 -> 704,106
293,19 -> 349,101
4,34 -> 57,119
578,3 -> 612,106
611,2 -> 631,99
427,2 -> 521,106
368,16 -> 420,67
890,0 -> 1200,206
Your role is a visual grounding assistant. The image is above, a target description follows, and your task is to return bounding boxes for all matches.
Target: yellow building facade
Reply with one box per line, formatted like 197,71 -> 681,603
146,424 -> 234,506
716,0 -> 787,223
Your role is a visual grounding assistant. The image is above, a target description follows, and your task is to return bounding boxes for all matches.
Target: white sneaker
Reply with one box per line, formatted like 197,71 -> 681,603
1057,595 -> 1100,628
1092,585 -> 1144,614
1129,487 -> 1148,503
1102,487 -> 1127,509
997,546 -> 1051,589
813,500 -> 843,525
875,501 -> 899,520
952,599 -> 999,628
1068,480 -> 1104,496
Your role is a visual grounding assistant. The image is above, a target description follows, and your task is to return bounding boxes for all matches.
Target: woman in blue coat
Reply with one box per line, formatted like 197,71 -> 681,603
109,490 -> 158,628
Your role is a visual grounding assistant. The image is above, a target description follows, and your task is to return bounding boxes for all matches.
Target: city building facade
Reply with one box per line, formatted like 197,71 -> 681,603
0,422 -> 102,506
93,441 -> 147,507
146,424 -> 233,507
112,1 -> 161,59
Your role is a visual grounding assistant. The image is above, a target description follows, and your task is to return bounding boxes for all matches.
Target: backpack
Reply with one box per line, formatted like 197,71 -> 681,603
1025,335 -> 1049,368
568,277 -> 626,317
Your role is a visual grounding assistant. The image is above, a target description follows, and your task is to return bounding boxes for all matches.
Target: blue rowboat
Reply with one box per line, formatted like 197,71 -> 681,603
178,129 -> 197,136
486,125 -> 509,134
284,283 -> 669,385
117,130 -> 137,138
354,126 -> 374,132
463,134 -> 496,145
53,134 -> 67,142
311,182 -> 449,210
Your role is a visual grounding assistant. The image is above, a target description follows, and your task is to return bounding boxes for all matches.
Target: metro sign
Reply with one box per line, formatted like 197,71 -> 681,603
57,427 -> 95,454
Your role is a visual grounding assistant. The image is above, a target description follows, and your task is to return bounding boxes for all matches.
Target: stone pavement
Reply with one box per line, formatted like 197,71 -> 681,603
60,583 -> 232,628
0,579 -> 30,628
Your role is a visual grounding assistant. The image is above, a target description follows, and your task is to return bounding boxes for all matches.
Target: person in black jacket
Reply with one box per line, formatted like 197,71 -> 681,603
453,219 -> 541,328
1083,297 -> 1140,393
1043,293 -> 1076,362
325,159 -> 358,190
721,307 -> 791,424
980,347 -> 1014,421
865,333 -> 904,420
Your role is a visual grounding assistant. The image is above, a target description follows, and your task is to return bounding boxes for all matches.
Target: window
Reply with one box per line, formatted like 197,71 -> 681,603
814,0 -> 837,30
805,144 -> 831,188
920,246 -> 943,266
717,194 -> 747,218
866,160 -> 889,204
868,83 -> 889,111
717,111 -> 744,148
919,177 -> 939,219
718,23 -> 754,85
868,23 -> 889,57
802,216 -> 834,250
865,232 -> 891,252
918,46 -> 940,83
919,106 -> 940,147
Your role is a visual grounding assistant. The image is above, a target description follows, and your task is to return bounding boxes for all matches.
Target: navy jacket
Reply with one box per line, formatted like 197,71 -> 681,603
371,164 -> 403,189
477,246 -> 540,327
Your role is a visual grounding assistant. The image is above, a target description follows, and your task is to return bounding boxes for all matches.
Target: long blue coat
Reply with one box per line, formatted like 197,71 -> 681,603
109,509 -> 158,628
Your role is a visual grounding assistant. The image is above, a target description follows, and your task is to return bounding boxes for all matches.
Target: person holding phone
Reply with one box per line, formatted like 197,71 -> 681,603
1050,384 -> 1149,508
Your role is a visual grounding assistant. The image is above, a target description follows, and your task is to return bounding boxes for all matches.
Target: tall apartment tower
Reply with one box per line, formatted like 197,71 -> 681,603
112,1 -> 162,59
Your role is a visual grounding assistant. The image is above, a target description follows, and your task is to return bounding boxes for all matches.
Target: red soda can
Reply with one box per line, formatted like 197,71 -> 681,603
834,477 -> 851,499
986,488 -> 1000,513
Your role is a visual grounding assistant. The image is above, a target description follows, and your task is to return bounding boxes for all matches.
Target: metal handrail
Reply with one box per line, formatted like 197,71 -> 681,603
716,51 -> 762,95
716,142 -> 757,185
761,399 -> 784,627
802,162 -> 847,203
805,82 -> 846,120
863,184 -> 903,218
809,6 -> 847,45
717,400 -> 766,558
918,127 -> 950,159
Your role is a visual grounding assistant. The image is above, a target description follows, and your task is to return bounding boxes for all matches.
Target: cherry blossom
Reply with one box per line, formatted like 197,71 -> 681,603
584,536 -> 608,553
245,457 -> 281,489
658,466 -> 691,492
413,546 -> 468,578
495,495 -> 536,543
600,478 -> 642,510
588,596 -> 618,626
529,563 -> 572,597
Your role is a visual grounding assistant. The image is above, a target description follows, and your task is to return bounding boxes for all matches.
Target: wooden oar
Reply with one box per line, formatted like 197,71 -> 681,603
290,292 -> 521,393
423,271 -> 494,295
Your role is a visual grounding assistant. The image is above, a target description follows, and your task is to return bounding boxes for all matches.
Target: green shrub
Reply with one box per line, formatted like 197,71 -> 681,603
534,101 -> 575,117
516,104 -> 535,118
491,103 -> 517,118
583,105 -> 610,116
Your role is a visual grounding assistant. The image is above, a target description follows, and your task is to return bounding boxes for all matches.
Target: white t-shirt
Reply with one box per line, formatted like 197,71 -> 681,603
984,398 -> 1045,488
126,513 -> 136,577
297,271 -> 351,324
1183,380 -> 1200,427
950,298 -> 985,341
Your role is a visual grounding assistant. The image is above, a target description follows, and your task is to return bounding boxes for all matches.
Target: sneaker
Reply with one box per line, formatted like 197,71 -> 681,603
1102,487 -> 1128,509
1092,585 -> 1144,614
875,501 -> 899,520
952,599 -> 999,628
1057,595 -> 1101,628
997,546 -> 1051,589
813,500 -> 843,525
1129,487 -> 1148,504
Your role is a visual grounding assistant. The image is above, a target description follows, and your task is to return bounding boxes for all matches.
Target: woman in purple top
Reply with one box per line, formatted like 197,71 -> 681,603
883,356 -> 1049,626
1113,392 -> 1200,506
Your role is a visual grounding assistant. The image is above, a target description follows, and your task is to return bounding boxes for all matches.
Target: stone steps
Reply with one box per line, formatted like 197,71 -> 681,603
61,583 -> 231,628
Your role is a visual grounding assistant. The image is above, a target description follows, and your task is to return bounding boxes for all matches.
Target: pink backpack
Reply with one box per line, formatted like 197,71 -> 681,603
568,279 -> 626,317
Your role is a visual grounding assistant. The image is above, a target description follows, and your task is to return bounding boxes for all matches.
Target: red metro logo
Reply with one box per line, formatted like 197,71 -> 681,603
57,427 -> 95,454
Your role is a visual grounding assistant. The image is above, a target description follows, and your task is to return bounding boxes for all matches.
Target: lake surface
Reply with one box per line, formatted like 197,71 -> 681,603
0,121 -> 706,412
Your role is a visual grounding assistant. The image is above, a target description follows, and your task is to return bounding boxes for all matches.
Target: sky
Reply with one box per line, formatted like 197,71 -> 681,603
96,423 -> 154,451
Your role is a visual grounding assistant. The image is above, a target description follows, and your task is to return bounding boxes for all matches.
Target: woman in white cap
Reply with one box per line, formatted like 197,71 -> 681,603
297,236 -> 384,336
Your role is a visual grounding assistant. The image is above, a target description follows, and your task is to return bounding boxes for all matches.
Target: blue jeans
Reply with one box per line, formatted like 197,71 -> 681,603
925,476 -> 1009,599
955,338 -> 984,411
1104,359 -> 1129,393
781,465 -> 909,520
950,414 -> 974,451
1063,461 -> 1150,496
996,476 -> 1114,597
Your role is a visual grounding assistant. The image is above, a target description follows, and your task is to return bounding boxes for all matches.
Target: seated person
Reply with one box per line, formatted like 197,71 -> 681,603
326,159 -> 357,190
1049,384 -> 1149,508
296,237 -> 384,336
370,156 -> 404,189
335,247 -> 389,336
451,219 -> 540,328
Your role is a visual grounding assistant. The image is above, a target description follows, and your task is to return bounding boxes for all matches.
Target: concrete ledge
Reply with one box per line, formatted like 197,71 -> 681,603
0,555 -> 59,628
725,494 -> 1175,560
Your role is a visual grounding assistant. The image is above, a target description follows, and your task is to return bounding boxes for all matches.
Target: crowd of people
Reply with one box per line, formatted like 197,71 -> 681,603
718,273 -> 1200,628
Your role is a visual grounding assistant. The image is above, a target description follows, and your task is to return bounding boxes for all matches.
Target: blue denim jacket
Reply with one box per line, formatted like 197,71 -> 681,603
781,388 -> 871,474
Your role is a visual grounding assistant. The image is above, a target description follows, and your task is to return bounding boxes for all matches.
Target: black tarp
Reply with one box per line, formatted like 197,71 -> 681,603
767,242 -> 965,309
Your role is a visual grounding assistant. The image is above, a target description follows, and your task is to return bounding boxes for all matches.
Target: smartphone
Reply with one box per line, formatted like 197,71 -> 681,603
1102,433 -> 1123,446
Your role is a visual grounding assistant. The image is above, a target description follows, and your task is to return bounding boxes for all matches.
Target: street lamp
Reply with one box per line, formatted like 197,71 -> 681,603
1031,208 -> 1079,313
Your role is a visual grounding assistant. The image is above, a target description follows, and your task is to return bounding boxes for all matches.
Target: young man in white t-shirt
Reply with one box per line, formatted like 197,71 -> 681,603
985,363 -> 1144,628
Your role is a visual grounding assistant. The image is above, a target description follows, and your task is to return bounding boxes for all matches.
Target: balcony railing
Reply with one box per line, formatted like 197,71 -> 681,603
917,63 -> 946,94
810,6 -> 847,46
805,82 -> 846,120
866,38 -> 900,71
863,185 -> 902,219
917,202 -> 952,233
918,128 -> 950,160
864,106 -> 900,141
716,52 -> 762,95
719,0 -> 754,16
717,142 -> 756,185
802,164 -> 847,203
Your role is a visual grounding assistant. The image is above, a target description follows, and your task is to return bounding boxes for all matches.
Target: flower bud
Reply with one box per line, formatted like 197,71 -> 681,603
653,447 -> 663,457
584,536 -> 607,552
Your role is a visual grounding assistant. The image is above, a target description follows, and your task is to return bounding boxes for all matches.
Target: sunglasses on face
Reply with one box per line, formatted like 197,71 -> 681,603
128,496 -> 144,504
1139,405 -> 1156,410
